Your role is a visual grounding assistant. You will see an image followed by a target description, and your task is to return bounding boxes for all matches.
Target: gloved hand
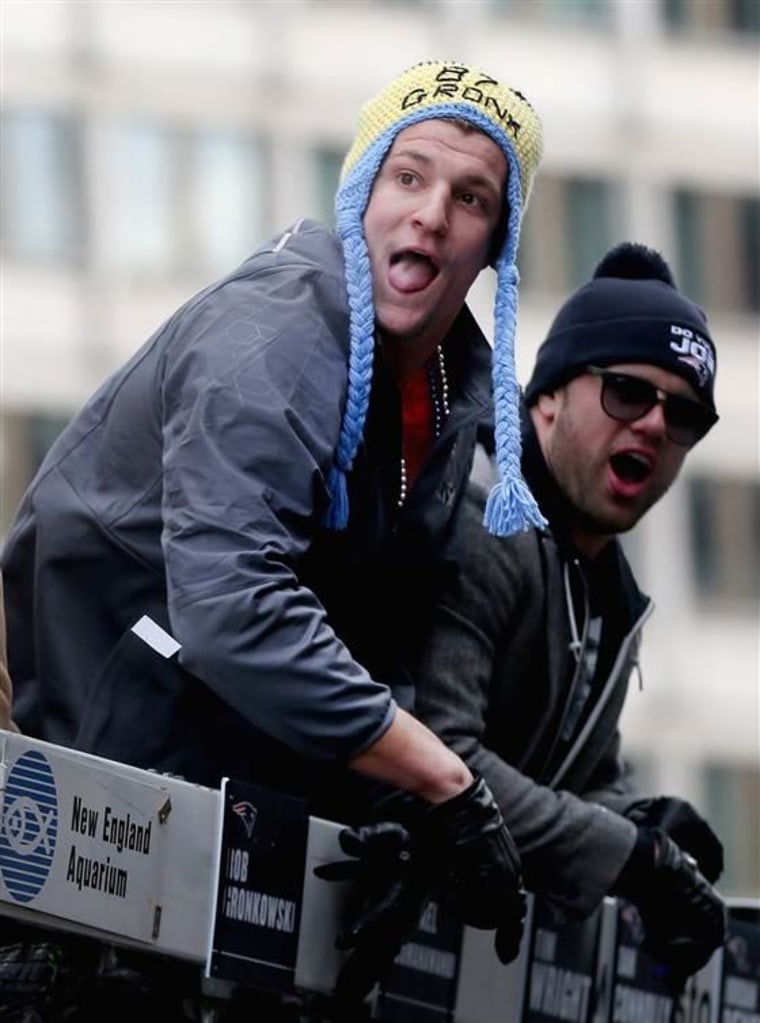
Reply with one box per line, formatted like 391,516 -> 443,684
624,796 -> 724,883
314,821 -> 429,1005
420,774 -> 526,964
614,826 -> 726,980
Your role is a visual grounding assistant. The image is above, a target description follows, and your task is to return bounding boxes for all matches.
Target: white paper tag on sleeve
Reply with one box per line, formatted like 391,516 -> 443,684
131,615 -> 181,659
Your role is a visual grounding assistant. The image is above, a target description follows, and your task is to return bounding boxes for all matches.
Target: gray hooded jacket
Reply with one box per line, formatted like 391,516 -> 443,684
414,426 -> 654,917
2,219 -> 493,804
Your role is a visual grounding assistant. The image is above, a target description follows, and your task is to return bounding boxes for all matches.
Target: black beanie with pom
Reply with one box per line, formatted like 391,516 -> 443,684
524,242 -> 717,411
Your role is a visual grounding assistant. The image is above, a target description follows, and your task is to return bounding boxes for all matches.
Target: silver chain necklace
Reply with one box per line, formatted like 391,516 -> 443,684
398,344 -> 450,508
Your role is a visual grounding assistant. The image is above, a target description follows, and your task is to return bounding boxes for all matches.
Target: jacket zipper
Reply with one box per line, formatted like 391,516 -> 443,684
549,596 -> 655,790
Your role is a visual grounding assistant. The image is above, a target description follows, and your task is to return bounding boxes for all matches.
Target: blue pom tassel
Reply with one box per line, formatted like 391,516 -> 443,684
483,478 -> 547,538
323,466 -> 350,530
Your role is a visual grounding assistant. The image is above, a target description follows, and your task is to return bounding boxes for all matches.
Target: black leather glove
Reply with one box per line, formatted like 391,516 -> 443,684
614,826 -> 726,980
624,796 -> 724,884
420,775 -> 526,964
314,821 -> 429,1005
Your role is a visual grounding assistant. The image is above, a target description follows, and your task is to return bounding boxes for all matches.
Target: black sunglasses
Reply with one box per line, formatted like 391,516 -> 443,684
586,366 -> 718,447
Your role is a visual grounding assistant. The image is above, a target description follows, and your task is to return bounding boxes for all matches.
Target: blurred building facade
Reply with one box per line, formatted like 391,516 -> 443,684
1,0 -> 758,894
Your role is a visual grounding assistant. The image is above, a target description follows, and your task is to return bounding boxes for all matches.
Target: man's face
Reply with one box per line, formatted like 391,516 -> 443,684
363,119 -> 507,371
532,362 -> 695,556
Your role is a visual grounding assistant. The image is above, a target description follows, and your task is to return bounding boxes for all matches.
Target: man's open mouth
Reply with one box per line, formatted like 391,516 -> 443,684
388,250 -> 440,292
610,451 -> 653,485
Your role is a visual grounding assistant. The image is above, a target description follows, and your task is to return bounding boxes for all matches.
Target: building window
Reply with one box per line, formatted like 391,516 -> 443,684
0,413 -> 71,535
689,475 -> 760,606
663,0 -> 685,23
519,174 -> 615,293
622,752 -> 655,795
492,0 -> 609,24
518,175 -> 564,293
0,111 -> 83,260
565,178 -> 613,288
27,415 -> 70,473
313,147 -> 344,227
732,0 -> 760,33
673,188 -> 760,314
704,763 -> 760,896
673,190 -> 703,301
740,195 -> 760,312
105,122 -> 266,275
664,0 -> 760,35
107,122 -> 176,272
193,132 -> 265,271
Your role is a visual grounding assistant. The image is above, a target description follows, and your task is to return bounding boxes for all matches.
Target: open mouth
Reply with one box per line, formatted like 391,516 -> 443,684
388,250 -> 440,292
610,451 -> 653,485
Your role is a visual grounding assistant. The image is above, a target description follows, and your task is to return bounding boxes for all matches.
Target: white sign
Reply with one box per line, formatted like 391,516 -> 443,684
0,739 -> 170,943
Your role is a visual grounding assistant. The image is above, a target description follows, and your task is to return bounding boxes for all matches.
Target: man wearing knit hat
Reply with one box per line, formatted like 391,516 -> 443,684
2,60 -> 542,1004
414,241 -> 726,985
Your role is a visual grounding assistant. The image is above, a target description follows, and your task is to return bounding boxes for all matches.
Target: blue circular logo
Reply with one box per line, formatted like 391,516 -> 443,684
0,750 -> 58,902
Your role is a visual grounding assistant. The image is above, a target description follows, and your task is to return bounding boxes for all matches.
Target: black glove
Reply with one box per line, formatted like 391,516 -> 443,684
624,796 -> 724,884
314,821 -> 429,1005
614,826 -> 726,980
420,775 -> 526,964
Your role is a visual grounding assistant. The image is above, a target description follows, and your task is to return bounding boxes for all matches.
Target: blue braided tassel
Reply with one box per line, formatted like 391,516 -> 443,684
484,476 -> 546,536
322,177 -> 378,530
323,465 -> 350,530
485,235 -> 547,537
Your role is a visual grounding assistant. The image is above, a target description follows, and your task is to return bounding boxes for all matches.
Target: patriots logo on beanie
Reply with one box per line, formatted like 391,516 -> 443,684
524,242 -> 718,413
323,60 -> 546,538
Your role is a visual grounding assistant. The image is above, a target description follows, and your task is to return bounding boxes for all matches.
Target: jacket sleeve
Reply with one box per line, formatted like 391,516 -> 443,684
157,246 -> 395,763
582,729 -> 651,816
414,494 -> 635,917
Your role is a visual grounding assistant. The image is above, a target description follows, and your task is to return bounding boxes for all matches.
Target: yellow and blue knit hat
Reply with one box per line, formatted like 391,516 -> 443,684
325,59 -> 546,536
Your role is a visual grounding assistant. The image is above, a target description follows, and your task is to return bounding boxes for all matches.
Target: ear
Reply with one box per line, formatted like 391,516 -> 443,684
529,392 -> 559,454
534,390 -> 559,423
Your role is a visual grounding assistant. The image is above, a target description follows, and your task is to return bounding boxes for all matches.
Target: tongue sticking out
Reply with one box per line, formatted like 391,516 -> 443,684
389,252 -> 438,293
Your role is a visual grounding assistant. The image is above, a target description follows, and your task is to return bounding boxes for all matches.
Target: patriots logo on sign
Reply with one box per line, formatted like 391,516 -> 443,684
726,934 -> 751,973
232,801 -> 258,839
620,902 -> 646,944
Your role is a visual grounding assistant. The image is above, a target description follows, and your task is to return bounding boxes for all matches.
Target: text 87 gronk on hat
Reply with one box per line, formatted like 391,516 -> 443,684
324,59 -> 546,537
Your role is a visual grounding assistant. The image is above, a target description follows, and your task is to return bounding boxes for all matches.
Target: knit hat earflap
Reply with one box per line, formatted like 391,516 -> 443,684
525,243 -> 718,413
324,59 -> 546,536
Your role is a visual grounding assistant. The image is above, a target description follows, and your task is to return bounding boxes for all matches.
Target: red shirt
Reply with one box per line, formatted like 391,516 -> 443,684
399,365 -> 434,491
